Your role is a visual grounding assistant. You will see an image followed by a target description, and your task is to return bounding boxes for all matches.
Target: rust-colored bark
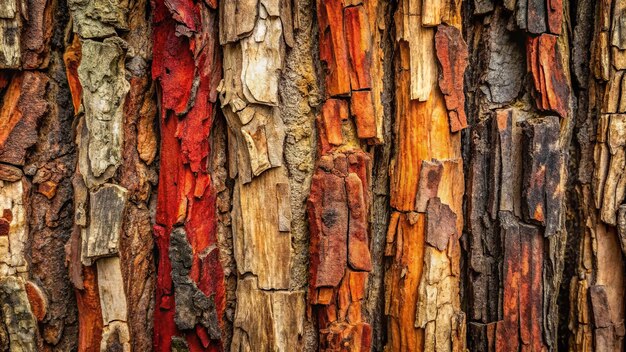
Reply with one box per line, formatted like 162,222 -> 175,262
384,1 -> 467,351
152,0 -> 226,351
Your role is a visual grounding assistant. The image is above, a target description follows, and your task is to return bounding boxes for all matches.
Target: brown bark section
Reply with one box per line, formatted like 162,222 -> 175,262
569,0 -> 626,350
384,1 -> 466,351
0,0 -> 79,350
464,1 -> 573,350
61,0 -> 157,349
307,1 -> 387,350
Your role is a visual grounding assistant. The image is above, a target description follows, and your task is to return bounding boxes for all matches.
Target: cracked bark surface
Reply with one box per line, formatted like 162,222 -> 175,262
383,1 -> 467,351
568,0 -> 626,350
152,0 -> 225,350
2,0 -> 625,351
463,0 -> 574,350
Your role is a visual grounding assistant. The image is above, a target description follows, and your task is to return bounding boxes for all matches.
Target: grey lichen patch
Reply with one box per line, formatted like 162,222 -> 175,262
78,37 -> 130,178
482,8 -> 525,105
0,276 -> 37,352
169,228 -> 221,339
68,0 -> 129,39
171,336 -> 190,352
280,0 -> 319,349
281,0 -> 318,292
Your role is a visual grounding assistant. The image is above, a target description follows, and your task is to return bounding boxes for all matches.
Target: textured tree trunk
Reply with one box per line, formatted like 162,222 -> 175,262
383,1 -> 467,351
1,0 -> 625,351
568,0 -> 626,350
463,0 -> 573,351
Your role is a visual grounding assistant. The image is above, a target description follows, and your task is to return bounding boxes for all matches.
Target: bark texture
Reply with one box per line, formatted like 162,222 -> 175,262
568,0 -> 626,350
463,0 -> 573,350
1,0 -> 625,351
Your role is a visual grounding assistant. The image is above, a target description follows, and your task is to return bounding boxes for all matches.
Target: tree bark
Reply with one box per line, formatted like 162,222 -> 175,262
1,0 -> 625,351
568,0 -> 626,350
463,0 -> 574,350
383,1 -> 466,351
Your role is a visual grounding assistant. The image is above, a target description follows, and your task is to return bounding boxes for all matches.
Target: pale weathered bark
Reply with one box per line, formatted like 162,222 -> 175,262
2,0 -> 626,351
218,1 -> 307,351
568,0 -> 626,350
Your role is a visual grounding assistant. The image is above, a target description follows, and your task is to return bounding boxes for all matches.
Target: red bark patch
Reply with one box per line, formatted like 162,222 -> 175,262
526,34 -> 570,118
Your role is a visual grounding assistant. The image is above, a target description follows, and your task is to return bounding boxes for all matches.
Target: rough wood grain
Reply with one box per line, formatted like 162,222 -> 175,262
0,276 -> 38,351
526,34 -> 570,118
570,1 -> 626,350
0,72 -> 49,166
464,2 -> 573,350
64,0 -> 156,348
2,0 -> 624,351
435,24 -> 468,132
385,1 -> 466,350
0,0 -> 20,68
77,38 -> 129,178
308,1 -> 384,349
218,1 -> 308,350
0,180 -> 28,277
67,0 -> 128,39
521,116 -> 563,236
81,184 -> 127,264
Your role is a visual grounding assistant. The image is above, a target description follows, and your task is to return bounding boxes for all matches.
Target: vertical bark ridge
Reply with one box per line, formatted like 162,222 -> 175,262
363,0 -> 395,350
384,0 -> 467,351
218,1 -> 306,351
569,0 -> 626,350
307,0 -> 387,350
63,0 -> 158,349
0,0 -> 79,350
151,0 -> 225,350
463,0 -> 574,350
3,1 -> 626,351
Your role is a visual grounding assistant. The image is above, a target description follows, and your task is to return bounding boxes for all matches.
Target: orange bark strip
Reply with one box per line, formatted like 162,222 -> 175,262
318,0 -> 351,97
346,172 -> 372,271
547,0 -> 563,35
526,34 -> 570,118
350,91 -> 377,139
25,281 -> 47,321
435,24 -> 468,132
386,1 -> 465,350
308,150 -> 373,351
63,36 -> 83,116
0,71 -> 49,166
344,5 -> 372,91
321,99 -> 348,148
496,215 -> 546,351
308,159 -> 349,289
385,213 -> 426,352
495,216 -> 521,352
75,266 -> 104,352
310,2 -> 377,348
390,41 -> 458,212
